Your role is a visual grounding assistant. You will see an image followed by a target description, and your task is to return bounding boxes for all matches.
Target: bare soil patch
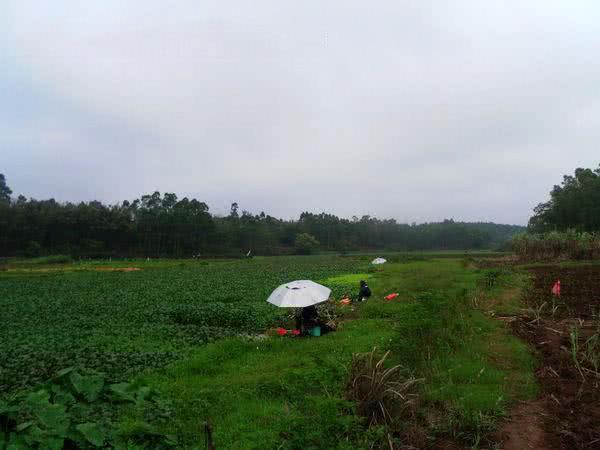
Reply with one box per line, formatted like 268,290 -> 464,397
528,266 -> 600,319
496,400 -> 556,450
501,265 -> 600,450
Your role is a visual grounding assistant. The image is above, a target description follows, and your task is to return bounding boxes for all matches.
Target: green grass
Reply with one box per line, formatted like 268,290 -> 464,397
423,313 -> 537,438
481,269 -> 530,316
356,261 -> 537,442
137,259 -> 537,448
143,320 -> 396,449
1,255 -> 537,448
8,254 -> 73,265
321,273 -> 371,286
3,257 -> 223,271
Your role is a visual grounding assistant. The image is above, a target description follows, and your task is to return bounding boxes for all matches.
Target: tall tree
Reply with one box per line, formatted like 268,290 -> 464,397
0,173 -> 12,202
229,202 -> 239,219
529,165 -> 600,232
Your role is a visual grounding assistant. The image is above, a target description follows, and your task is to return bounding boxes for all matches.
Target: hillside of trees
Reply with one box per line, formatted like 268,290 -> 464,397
529,165 -> 600,232
509,164 -> 600,261
0,174 -> 523,258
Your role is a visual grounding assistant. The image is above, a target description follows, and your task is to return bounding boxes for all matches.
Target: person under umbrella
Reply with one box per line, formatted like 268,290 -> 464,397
267,280 -> 330,336
295,304 -> 319,333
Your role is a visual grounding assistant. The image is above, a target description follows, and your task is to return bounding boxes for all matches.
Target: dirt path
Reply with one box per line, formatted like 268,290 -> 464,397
496,399 -> 556,449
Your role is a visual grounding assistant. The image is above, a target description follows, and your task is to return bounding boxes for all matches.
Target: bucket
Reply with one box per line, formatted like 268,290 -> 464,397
309,326 -> 321,337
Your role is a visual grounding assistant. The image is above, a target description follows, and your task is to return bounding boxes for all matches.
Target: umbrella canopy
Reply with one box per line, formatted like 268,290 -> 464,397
371,257 -> 387,265
267,280 -> 331,308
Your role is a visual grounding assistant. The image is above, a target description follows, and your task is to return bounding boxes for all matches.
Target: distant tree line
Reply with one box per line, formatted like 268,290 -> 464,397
0,174 -> 523,258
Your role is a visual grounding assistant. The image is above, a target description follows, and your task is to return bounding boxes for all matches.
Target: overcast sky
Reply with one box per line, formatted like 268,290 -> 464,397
2,1 -> 600,224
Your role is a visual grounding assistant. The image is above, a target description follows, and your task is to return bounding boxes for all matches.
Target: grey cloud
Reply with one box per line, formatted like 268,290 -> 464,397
2,1 -> 600,224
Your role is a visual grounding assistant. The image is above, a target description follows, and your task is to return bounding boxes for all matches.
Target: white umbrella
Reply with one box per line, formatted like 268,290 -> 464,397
371,257 -> 387,265
267,280 -> 331,308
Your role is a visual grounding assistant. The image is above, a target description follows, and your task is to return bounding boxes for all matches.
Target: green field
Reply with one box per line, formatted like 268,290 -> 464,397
0,255 -> 536,449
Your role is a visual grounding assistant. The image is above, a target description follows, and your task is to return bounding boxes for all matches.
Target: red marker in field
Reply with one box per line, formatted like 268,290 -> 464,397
385,292 -> 399,301
551,280 -> 561,297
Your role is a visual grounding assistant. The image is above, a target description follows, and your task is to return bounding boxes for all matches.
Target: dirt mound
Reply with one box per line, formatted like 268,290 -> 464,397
93,267 -> 142,272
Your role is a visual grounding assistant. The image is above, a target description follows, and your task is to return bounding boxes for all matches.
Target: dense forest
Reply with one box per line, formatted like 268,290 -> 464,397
509,164 -> 600,261
528,165 -> 600,232
0,174 -> 523,257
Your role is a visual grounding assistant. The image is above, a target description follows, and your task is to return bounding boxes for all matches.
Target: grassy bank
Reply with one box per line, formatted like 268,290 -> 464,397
139,259 -> 536,448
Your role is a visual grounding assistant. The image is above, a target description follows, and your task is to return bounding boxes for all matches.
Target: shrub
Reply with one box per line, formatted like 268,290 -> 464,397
571,313 -> 600,380
511,230 -> 600,261
35,254 -> 73,264
24,240 -> 42,258
12,254 -> 73,265
294,233 -> 320,255
345,348 -> 421,427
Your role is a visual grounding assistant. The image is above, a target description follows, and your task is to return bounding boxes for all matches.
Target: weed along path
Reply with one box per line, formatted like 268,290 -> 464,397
484,272 -> 558,449
142,259 -> 537,449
